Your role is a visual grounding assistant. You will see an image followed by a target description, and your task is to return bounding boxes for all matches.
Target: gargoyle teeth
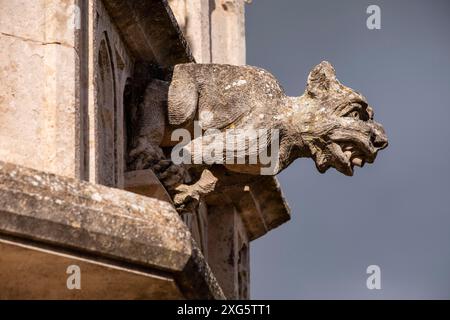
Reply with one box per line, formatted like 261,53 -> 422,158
343,145 -> 353,151
352,157 -> 363,167
344,150 -> 352,160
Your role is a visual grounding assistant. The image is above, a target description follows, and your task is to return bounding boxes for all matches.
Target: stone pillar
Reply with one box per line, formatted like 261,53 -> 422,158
168,0 -> 211,63
0,0 -> 88,179
181,200 -> 209,260
169,0 -> 247,65
210,0 -> 246,65
208,204 -> 250,299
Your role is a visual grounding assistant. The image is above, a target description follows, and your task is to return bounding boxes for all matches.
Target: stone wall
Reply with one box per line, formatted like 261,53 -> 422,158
169,0 -> 247,65
0,0 -> 87,179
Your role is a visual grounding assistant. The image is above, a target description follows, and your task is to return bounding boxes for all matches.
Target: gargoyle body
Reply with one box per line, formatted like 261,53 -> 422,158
129,62 -> 388,209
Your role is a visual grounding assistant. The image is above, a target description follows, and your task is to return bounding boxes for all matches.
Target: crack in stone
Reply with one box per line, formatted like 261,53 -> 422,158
1,31 -> 80,60
0,32 -> 73,49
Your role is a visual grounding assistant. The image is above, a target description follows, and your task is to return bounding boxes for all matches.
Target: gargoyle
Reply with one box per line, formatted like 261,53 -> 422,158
128,61 -> 388,209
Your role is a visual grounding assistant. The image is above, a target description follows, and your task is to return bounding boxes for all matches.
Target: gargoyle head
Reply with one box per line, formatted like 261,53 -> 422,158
294,61 -> 388,176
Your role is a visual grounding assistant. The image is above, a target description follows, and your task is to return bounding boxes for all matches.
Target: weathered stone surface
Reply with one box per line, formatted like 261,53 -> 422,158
0,237 -> 182,300
0,161 -> 225,299
248,176 -> 291,235
169,0 -> 212,63
168,0 -> 249,65
210,0 -> 247,65
89,0 -> 135,188
126,61 -> 388,222
0,0 -> 85,179
208,204 -> 249,299
198,167 -> 291,241
131,61 -> 388,179
124,169 -> 173,203
224,175 -> 291,241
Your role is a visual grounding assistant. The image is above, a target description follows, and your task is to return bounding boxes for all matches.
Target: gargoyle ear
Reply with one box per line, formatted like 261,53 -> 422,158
306,61 -> 337,97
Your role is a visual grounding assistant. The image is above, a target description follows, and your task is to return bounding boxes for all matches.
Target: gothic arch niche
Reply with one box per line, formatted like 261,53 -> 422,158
96,34 -> 117,187
122,78 -> 134,168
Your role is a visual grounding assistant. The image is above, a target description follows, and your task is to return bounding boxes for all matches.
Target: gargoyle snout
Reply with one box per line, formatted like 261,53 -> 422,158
369,121 -> 388,150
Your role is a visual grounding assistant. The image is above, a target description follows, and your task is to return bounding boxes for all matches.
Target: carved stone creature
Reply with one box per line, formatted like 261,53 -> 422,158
129,61 -> 388,208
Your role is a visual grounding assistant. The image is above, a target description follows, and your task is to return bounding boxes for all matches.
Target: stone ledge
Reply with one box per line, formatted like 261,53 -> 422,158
0,161 -> 224,299
0,235 -> 182,299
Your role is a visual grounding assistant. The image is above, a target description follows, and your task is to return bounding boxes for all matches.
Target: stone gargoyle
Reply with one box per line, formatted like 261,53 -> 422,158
128,61 -> 388,210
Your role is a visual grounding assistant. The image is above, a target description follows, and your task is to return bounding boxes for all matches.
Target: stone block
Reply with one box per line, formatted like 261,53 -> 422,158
0,160 -> 225,299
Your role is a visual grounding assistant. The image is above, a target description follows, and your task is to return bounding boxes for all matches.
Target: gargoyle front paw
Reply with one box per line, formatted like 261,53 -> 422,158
173,184 -> 195,211
172,169 -> 218,212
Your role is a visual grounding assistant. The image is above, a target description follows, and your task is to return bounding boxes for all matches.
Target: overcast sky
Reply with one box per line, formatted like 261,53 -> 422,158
246,0 -> 450,299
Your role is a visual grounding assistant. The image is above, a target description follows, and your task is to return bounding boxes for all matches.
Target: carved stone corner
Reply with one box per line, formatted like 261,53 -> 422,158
124,169 -> 173,204
0,161 -> 224,300
206,176 -> 291,242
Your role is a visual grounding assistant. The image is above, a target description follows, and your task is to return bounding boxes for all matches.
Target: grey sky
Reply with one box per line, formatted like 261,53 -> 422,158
246,0 -> 450,299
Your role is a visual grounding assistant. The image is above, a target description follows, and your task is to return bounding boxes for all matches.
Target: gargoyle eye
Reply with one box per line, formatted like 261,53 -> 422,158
344,102 -> 369,121
344,103 -> 362,118
347,110 -> 360,119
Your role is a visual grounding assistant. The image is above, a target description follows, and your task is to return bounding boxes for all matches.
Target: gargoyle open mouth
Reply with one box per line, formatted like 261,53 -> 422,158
321,133 -> 387,176
343,143 -> 367,167
330,142 -> 372,176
